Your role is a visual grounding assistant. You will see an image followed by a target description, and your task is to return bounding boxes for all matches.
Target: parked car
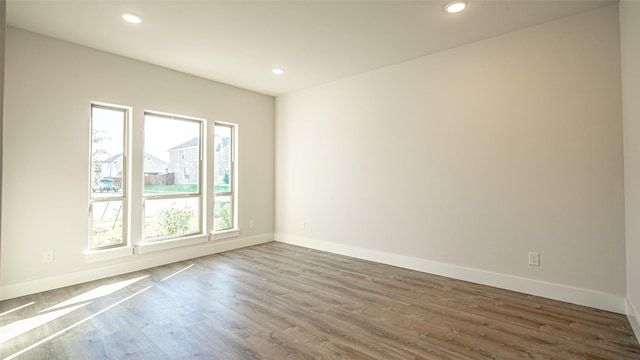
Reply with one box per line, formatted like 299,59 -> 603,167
92,178 -> 120,192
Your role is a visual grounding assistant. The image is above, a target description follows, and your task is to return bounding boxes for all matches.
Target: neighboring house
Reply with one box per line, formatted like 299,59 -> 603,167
99,138 -> 223,187
98,153 -> 169,180
99,153 -> 124,179
215,135 -> 231,185
143,153 -> 170,175
168,137 -> 200,185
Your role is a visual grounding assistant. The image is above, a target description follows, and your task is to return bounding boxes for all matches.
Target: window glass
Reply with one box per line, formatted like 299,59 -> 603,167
92,201 -> 124,247
144,113 -> 202,241
214,124 -> 234,231
144,114 -> 200,195
91,107 -> 125,200
144,197 -> 200,239
90,105 -> 127,249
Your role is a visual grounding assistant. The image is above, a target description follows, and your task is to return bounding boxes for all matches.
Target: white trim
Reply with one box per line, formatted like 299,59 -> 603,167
211,229 -> 240,241
138,234 -> 209,254
274,233 -> 626,314
0,233 -> 273,301
85,246 -> 134,263
627,298 -> 640,343
205,232 -> 271,253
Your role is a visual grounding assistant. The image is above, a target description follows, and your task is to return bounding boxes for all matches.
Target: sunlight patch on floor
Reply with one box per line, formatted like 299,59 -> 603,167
0,302 -> 36,317
0,302 -> 88,343
41,275 -> 148,312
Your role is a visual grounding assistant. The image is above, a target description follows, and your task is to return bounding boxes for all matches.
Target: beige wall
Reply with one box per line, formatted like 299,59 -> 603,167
275,5 -> 625,310
1,28 -> 274,298
620,0 -> 640,338
0,1 -> 5,284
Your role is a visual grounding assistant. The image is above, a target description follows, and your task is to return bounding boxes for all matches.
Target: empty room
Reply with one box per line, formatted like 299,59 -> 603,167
1,0 -> 640,358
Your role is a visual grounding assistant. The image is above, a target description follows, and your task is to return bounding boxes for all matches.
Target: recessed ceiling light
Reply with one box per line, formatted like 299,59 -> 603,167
122,12 -> 142,24
272,68 -> 286,75
445,1 -> 468,13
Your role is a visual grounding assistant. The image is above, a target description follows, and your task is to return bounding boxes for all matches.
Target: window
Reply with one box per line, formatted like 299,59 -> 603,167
214,123 -> 235,231
89,105 -> 128,249
89,104 -> 239,252
143,113 -> 203,240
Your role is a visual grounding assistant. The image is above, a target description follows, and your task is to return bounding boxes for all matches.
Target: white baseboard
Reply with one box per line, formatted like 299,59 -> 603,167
275,233 -> 626,314
0,233 -> 273,301
627,298 -> 640,343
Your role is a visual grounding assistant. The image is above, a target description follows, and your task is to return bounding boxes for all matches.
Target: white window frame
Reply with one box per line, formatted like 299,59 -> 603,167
88,103 -> 130,251
142,112 -> 205,243
87,105 -> 242,253
212,122 -> 238,239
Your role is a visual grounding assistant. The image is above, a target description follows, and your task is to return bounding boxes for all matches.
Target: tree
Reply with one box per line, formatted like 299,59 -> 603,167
92,129 -> 111,181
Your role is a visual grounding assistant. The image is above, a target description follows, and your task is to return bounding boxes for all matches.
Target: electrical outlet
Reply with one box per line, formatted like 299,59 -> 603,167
528,252 -> 540,266
43,250 -> 54,263
249,220 -> 255,229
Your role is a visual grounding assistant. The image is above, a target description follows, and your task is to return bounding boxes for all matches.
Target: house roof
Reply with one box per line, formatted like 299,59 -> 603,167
166,137 -> 229,152
102,153 -> 122,163
215,137 -> 230,152
102,153 -> 169,167
169,137 -> 199,151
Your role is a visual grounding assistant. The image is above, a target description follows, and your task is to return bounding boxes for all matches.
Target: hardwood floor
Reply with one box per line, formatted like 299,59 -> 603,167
1,242 -> 639,359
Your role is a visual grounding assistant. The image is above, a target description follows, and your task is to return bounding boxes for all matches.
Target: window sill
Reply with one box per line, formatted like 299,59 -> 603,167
85,246 -> 134,263
138,234 -> 209,254
211,229 -> 240,241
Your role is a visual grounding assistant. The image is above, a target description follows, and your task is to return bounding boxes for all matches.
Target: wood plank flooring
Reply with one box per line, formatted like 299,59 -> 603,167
1,242 -> 639,359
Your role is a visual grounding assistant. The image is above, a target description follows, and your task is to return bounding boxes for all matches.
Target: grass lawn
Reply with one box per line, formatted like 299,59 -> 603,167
144,184 -> 230,194
145,184 -> 198,194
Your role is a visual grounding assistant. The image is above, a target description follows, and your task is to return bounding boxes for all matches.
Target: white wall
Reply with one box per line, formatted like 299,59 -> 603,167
1,28 -> 274,299
275,5 -> 626,312
620,0 -> 640,340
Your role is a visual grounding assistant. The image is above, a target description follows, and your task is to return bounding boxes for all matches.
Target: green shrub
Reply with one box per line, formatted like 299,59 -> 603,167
215,202 -> 231,230
158,204 -> 194,236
